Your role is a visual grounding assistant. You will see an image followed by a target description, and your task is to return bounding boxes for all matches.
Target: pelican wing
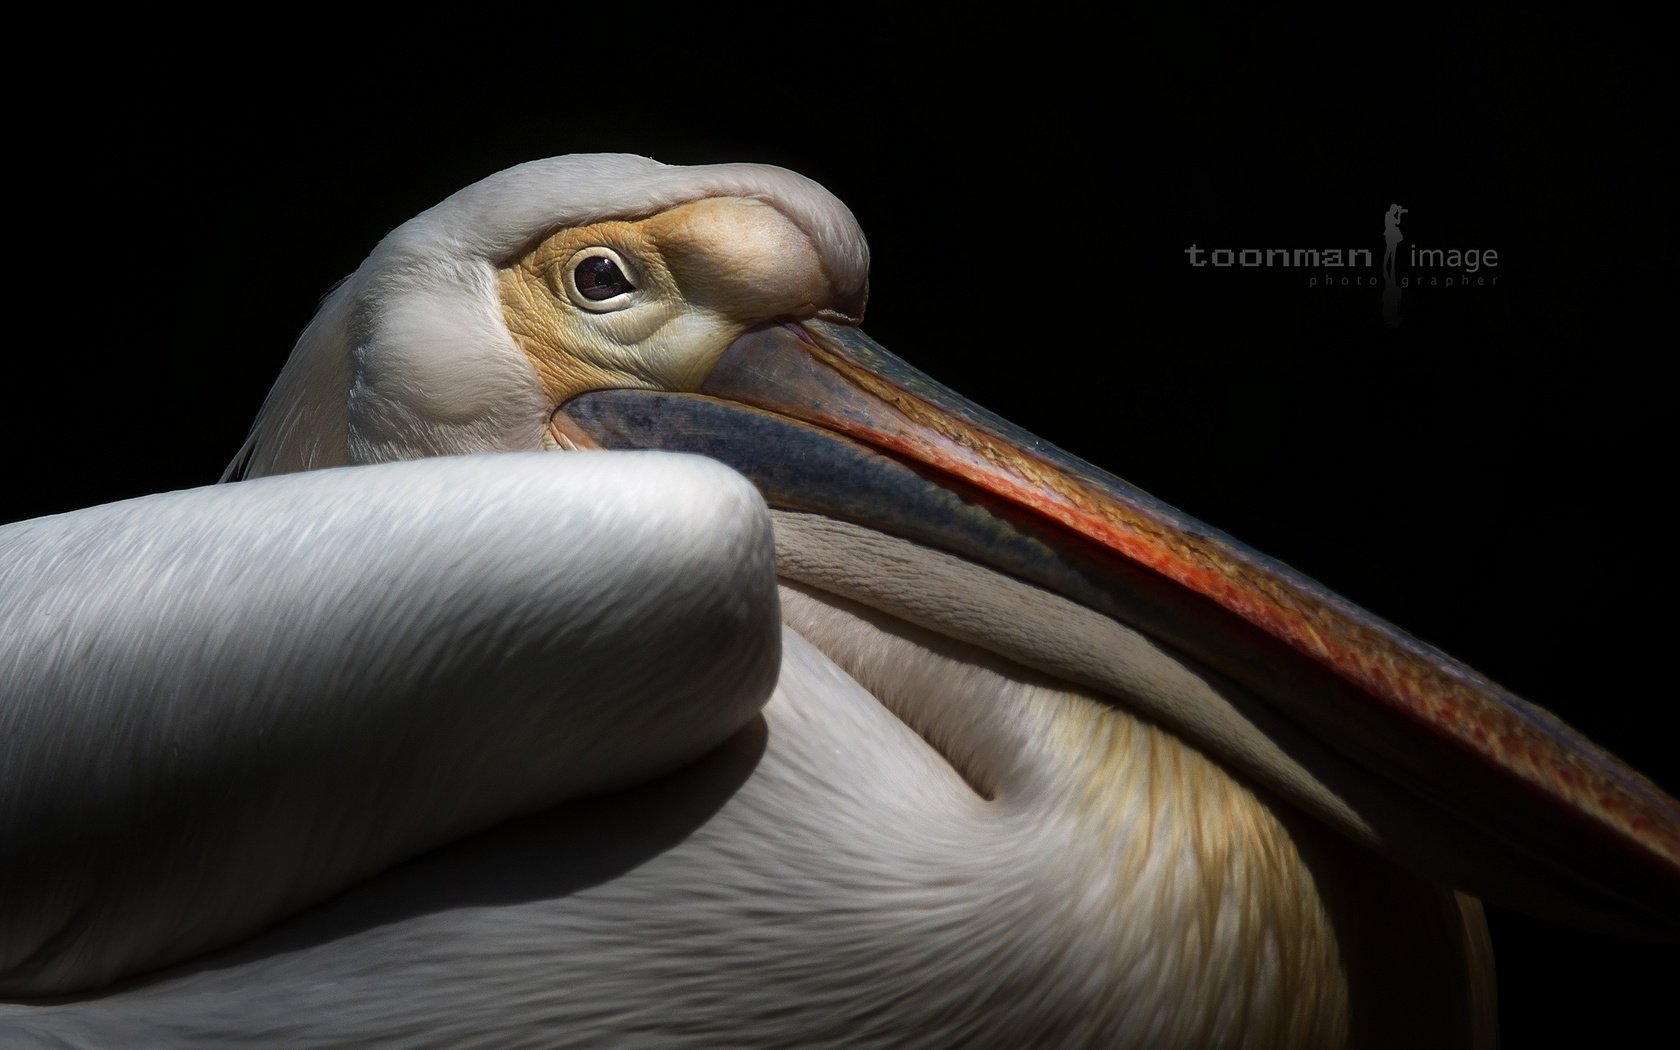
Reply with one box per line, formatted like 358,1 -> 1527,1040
0,452 -> 780,995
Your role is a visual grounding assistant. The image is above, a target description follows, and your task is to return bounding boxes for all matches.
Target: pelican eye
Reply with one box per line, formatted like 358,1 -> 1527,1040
565,249 -> 638,312
576,256 -> 632,299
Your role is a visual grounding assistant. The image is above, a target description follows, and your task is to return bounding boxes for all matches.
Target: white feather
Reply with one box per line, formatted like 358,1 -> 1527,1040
1,452 -> 779,997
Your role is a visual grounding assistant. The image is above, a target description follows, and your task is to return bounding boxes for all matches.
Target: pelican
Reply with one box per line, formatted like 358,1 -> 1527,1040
2,154 -> 1675,1048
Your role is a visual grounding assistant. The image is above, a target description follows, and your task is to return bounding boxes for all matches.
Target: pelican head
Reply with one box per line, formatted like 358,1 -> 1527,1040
230,156 -> 868,474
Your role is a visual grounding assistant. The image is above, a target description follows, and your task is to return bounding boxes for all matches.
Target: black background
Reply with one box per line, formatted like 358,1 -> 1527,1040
8,6 -> 1675,1040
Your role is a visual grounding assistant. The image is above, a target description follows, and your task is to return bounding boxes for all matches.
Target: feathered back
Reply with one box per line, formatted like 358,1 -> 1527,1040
226,154 -> 870,479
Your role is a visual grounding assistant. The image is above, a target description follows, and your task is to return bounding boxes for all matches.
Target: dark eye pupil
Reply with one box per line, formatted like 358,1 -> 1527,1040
575,256 -> 633,301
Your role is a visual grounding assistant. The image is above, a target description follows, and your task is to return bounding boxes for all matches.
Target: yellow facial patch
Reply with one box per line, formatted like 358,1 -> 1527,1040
497,196 -> 856,410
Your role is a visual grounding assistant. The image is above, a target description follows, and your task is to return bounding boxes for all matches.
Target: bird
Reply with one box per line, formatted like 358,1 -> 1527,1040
2,153 -> 1676,1048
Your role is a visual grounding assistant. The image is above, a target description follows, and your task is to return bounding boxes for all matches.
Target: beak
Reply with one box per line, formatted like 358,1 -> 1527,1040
555,318 -> 1680,939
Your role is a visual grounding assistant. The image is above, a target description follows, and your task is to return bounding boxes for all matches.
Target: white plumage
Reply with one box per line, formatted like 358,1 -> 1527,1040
2,454 -> 779,996
3,154 -> 1673,1048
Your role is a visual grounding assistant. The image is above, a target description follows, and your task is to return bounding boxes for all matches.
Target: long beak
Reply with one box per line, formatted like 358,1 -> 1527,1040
555,318 -> 1679,939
